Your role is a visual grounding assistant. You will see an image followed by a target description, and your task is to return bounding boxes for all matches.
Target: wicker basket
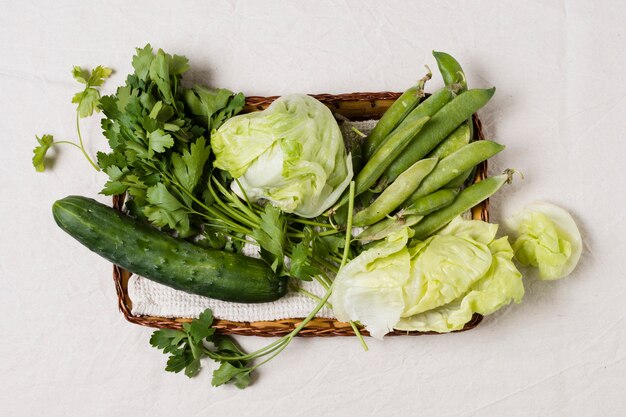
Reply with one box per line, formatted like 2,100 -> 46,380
113,92 -> 489,337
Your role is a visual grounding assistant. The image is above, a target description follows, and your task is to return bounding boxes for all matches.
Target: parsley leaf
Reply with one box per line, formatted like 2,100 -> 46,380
144,183 -> 191,236
148,129 -> 174,153
290,240 -> 318,281
150,308 -> 253,388
32,134 -> 54,172
71,65 -> 113,118
172,136 -> 211,192
252,204 -> 286,274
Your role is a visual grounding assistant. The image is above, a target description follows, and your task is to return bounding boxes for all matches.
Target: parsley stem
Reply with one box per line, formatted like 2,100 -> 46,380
206,177 -> 259,229
289,218 -> 337,229
75,111 -> 100,172
339,181 -> 355,269
54,140 -> 82,149
338,182 -> 368,349
289,282 -> 329,304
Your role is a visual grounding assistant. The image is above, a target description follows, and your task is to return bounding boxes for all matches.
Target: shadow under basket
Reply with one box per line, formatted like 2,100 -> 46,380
113,92 -> 489,337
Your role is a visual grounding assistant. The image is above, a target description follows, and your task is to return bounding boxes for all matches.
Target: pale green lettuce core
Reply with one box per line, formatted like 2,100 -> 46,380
211,94 -> 353,218
332,217 -> 524,338
504,201 -> 582,280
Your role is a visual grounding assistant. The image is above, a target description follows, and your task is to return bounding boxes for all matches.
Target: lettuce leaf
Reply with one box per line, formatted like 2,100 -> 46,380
330,228 -> 412,339
504,201 -> 582,280
396,236 -> 524,332
332,217 -> 525,337
211,94 -> 353,218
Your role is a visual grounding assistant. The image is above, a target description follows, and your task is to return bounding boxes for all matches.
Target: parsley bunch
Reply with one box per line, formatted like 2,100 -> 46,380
97,45 -> 245,238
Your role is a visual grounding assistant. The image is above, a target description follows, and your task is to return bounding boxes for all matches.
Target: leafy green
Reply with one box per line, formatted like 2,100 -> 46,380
32,134 -> 54,172
252,204 -> 286,274
331,228 -> 412,339
504,201 -> 582,280
212,94 -> 354,218
331,217 -> 525,338
395,217 -> 524,332
72,65 -> 113,118
97,44 -> 245,237
150,309 -> 252,387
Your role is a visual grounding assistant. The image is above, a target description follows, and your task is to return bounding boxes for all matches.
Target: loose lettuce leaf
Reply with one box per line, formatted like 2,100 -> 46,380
504,201 -> 582,280
396,236 -> 524,332
332,216 -> 525,337
330,228 -> 412,339
211,94 -> 353,218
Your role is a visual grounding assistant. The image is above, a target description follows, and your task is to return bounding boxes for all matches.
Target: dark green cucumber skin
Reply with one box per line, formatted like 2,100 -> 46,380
53,196 -> 287,303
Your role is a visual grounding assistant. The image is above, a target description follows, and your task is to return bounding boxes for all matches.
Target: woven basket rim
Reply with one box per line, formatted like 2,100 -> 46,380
112,91 -> 489,337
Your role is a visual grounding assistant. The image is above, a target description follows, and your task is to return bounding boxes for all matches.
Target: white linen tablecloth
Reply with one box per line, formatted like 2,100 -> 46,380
1,1 -> 625,416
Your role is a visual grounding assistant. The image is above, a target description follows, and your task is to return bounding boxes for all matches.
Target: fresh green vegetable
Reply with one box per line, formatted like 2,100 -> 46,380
212,94 -> 353,218
33,65 -> 113,172
433,50 -> 468,92
412,170 -> 514,240
427,122 -> 472,160
405,140 -> 505,205
504,201 -> 582,280
97,44 -> 245,238
381,87 -> 496,185
150,309 -> 253,388
355,214 -> 423,242
352,157 -> 437,227
333,216 -> 524,337
53,195 -> 287,303
364,68 -> 432,158
395,216 -> 524,332
332,227 -> 413,339
401,188 -> 459,216
444,166 -> 476,189
151,181 -> 361,387
330,116 -> 430,212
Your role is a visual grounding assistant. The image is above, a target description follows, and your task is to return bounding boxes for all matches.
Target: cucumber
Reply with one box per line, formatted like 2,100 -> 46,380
53,196 -> 287,303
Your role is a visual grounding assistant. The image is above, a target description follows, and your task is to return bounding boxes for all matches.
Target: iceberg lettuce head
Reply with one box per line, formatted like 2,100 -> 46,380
211,94 -> 353,218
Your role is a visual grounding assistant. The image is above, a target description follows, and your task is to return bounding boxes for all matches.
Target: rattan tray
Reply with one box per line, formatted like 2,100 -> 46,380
113,92 -> 489,337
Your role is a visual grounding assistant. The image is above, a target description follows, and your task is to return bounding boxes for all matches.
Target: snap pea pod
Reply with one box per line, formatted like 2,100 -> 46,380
405,140 -> 505,205
369,87 -> 458,193
433,50 -> 467,92
393,86 -> 457,132
355,214 -> 424,242
365,69 -> 432,158
400,188 -> 459,216
444,166 -> 475,189
329,116 -> 430,213
432,51 -> 475,181
411,170 -> 514,240
427,122 -> 472,160
352,157 -> 437,227
381,87 -> 496,185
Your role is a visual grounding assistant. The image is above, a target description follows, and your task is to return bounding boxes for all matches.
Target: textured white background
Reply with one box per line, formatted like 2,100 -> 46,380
1,1 -> 625,415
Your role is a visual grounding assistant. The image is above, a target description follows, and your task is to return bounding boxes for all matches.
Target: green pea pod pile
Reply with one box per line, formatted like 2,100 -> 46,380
337,51 -> 513,243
